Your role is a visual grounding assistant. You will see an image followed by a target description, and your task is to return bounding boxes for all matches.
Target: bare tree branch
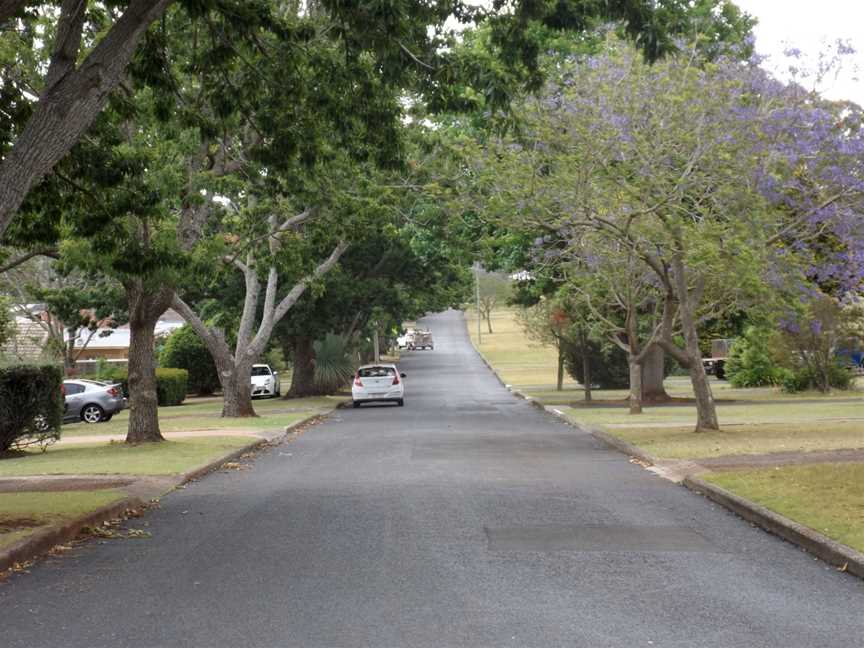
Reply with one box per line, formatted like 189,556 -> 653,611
44,0 -> 87,91
0,247 -> 59,274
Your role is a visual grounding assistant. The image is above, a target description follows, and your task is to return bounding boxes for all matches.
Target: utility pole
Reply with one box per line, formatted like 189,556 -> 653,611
474,262 -> 482,346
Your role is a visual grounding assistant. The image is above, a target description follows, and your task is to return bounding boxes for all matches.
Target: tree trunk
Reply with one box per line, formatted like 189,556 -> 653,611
582,346 -> 592,403
63,336 -> 75,375
641,344 -> 670,402
287,336 -> 321,397
125,283 -> 173,443
556,343 -> 564,392
220,361 -> 256,417
628,357 -> 643,414
486,311 -> 493,334
669,257 -> 719,432
679,307 -> 718,432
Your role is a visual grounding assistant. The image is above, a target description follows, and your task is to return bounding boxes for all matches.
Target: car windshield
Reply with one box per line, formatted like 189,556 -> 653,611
251,367 -> 271,376
358,366 -> 396,378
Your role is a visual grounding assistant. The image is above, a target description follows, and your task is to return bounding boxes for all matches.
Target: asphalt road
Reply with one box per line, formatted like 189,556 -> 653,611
3,310 -> 863,647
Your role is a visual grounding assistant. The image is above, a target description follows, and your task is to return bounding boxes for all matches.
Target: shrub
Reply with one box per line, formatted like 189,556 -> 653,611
159,326 -> 220,395
725,327 -> 786,388
563,339 -> 629,389
156,368 -> 189,406
103,367 -> 189,406
0,364 -> 63,453
782,363 -> 854,393
313,334 -> 356,394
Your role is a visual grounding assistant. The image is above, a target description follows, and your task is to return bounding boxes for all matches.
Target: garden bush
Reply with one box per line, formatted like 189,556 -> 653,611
725,326 -> 786,388
0,364 -> 63,453
104,367 -> 189,406
781,363 -> 854,393
563,339 -> 629,389
159,326 -> 220,395
155,368 -> 189,406
313,333 -> 356,394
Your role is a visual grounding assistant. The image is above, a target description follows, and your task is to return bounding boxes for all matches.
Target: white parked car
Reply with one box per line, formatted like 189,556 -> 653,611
352,364 -> 405,408
251,364 -> 281,398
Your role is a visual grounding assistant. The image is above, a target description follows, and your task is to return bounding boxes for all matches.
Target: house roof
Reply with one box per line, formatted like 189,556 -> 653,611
67,309 -> 185,349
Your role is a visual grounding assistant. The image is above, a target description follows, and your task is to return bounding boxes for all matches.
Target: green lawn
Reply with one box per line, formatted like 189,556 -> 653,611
61,395 -> 346,437
705,464 -> 864,553
558,400 -> 864,428
0,437 -> 253,477
467,309 -> 863,404
583,421 -> 864,460
0,490 -> 126,550
466,309 -> 580,390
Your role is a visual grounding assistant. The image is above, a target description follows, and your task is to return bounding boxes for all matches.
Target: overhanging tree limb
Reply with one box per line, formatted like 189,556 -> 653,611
0,0 -> 174,238
0,248 -> 59,274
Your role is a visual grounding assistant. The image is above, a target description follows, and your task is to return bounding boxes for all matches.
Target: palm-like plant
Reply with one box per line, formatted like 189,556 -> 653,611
313,333 -> 356,394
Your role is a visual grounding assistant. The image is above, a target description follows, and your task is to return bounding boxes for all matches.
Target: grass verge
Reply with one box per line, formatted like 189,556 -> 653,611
704,464 -> 864,553
0,490 -> 126,550
0,437 -> 253,477
583,421 -> 864,460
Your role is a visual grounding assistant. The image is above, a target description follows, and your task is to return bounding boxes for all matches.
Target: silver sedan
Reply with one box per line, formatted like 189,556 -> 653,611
63,379 -> 126,424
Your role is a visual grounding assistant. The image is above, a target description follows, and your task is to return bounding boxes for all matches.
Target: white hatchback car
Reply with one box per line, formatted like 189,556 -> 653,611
352,364 -> 405,408
251,364 -> 281,398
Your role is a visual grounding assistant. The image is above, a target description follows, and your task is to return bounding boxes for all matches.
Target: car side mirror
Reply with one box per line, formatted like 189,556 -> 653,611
400,373 -> 407,378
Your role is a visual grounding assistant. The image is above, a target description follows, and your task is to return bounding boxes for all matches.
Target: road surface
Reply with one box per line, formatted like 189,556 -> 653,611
2,310 -> 862,647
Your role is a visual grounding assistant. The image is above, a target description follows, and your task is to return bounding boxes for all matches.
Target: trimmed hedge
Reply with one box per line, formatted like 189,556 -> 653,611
0,364 -> 63,453
155,368 -> 188,406
104,368 -> 189,407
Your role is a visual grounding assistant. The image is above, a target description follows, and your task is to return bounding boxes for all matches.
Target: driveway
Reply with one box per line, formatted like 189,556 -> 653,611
1,310 -> 862,647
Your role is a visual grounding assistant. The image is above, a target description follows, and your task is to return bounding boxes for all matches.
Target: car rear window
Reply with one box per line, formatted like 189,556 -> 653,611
358,366 -> 396,378
251,367 -> 271,376
63,382 -> 85,395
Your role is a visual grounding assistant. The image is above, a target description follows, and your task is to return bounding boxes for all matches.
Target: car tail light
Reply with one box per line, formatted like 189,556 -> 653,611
107,387 -> 119,397
392,373 -> 400,385
60,384 -> 65,396
354,375 -> 363,387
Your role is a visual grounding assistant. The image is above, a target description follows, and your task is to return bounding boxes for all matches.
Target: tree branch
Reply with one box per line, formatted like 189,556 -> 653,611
272,241 -> 349,324
44,0 -> 87,92
0,247 -> 59,274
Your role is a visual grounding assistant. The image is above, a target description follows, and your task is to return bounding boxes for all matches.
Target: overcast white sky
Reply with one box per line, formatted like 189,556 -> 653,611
735,0 -> 863,105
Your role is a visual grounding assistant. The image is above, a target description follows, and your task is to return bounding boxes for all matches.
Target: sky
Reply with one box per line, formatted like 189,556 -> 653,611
735,0 -> 864,105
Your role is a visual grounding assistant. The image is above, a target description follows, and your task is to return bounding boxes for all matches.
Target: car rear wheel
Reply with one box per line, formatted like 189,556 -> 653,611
353,401 -> 361,408
397,399 -> 404,407
81,404 -> 105,424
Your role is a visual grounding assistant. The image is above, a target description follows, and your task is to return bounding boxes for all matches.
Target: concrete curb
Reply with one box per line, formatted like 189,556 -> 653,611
586,427 -> 660,466
684,475 -> 864,579
0,408 -> 337,575
0,496 -> 146,573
